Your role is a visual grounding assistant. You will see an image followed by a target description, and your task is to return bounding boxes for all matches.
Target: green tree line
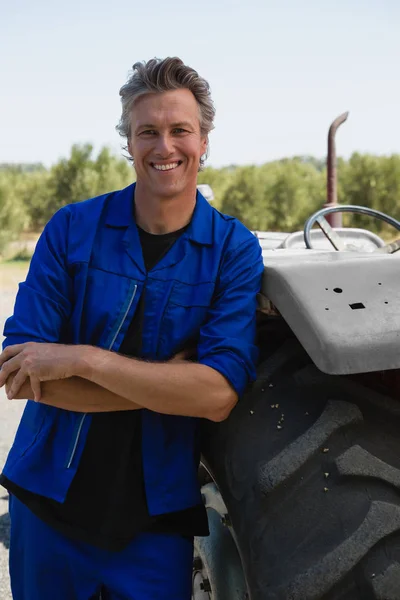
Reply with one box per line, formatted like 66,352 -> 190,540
1,144 -> 399,256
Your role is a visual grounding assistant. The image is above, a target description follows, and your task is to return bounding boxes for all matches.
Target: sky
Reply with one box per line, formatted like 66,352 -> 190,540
1,0 -> 399,169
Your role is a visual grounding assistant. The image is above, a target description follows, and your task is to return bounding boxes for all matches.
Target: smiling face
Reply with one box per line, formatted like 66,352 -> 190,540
128,89 -> 208,200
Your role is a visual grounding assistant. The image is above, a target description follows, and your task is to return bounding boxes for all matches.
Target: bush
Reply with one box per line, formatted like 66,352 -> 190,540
0,175 -> 28,256
220,160 -> 325,232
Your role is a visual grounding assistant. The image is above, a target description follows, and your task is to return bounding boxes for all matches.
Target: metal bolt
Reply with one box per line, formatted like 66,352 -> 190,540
200,579 -> 212,592
221,514 -> 231,527
193,556 -> 203,571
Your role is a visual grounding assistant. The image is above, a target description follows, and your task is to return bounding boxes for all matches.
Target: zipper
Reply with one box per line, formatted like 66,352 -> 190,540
66,413 -> 86,468
107,284 -> 138,351
66,283 -> 138,469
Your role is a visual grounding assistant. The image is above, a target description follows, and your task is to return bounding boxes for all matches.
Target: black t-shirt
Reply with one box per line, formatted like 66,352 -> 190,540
1,224 -> 208,550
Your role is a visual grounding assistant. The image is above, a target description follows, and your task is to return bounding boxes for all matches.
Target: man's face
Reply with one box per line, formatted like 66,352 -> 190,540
128,89 -> 207,199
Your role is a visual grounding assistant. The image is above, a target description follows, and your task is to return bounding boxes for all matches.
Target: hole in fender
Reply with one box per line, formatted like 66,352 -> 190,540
333,287 -> 343,294
349,302 -> 365,310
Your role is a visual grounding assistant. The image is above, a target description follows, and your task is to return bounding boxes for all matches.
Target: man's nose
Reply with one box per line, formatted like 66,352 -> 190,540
155,134 -> 174,156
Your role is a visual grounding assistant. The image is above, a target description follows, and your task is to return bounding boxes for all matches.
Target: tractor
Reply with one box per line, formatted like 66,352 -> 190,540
193,114 -> 400,600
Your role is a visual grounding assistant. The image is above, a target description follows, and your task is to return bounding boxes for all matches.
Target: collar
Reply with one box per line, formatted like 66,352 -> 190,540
105,183 -> 135,227
105,182 -> 214,246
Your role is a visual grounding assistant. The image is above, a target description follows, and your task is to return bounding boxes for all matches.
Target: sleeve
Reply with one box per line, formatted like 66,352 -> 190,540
2,207 -> 73,350
197,234 -> 264,396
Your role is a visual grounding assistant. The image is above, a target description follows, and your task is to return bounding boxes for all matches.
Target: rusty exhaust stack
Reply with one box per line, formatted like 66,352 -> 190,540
325,111 -> 349,227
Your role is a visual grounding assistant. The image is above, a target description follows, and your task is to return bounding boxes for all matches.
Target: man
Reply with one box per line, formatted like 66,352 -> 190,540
0,57 -> 264,600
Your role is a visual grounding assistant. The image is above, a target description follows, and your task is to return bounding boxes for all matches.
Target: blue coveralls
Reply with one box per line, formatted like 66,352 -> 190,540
2,184 -> 264,599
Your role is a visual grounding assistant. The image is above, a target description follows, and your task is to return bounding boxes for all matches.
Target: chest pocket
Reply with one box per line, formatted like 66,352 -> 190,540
159,281 -> 215,358
169,281 -> 214,307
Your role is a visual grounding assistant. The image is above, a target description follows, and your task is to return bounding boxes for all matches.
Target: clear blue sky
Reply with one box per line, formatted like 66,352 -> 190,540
1,0 -> 399,168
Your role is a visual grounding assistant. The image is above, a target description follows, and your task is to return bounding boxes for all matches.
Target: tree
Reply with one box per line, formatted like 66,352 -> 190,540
0,172 -> 28,255
340,154 -> 400,235
25,145 -> 134,229
221,159 -> 325,233
197,166 -> 235,210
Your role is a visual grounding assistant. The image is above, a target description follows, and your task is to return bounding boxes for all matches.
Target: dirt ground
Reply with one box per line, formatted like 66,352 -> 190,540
0,262 -> 29,599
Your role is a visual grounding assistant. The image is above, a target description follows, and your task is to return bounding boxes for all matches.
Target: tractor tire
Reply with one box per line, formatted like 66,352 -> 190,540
201,335 -> 400,600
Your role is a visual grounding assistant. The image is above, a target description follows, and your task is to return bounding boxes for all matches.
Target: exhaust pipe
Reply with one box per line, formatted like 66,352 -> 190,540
325,112 -> 349,227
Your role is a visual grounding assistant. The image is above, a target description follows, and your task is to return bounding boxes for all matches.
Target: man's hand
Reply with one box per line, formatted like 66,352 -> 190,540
169,346 -> 197,363
0,342 -> 86,402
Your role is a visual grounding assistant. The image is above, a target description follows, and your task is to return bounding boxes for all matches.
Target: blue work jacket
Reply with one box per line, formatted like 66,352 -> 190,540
2,183 -> 264,516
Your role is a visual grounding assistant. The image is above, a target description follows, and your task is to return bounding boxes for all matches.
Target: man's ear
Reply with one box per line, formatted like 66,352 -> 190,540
127,137 -> 133,158
201,136 -> 208,155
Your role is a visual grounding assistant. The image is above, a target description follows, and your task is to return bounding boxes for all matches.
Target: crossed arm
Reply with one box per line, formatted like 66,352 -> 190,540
6,374 -> 140,413
1,344 -> 237,422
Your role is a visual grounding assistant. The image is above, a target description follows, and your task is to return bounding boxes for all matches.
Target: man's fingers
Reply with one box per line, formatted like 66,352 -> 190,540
30,377 -> 42,403
0,344 -> 25,368
5,376 -> 12,396
0,356 -> 21,387
171,347 -> 197,362
171,350 -> 186,362
181,346 -> 197,360
7,370 -> 28,400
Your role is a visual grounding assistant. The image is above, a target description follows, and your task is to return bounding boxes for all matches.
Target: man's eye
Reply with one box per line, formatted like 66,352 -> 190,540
141,130 -> 157,135
173,128 -> 186,134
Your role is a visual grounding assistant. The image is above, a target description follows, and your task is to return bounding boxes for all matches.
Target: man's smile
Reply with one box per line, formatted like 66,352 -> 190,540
151,161 -> 183,171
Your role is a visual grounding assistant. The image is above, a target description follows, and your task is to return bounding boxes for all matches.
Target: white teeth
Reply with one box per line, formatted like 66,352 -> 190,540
153,162 -> 179,171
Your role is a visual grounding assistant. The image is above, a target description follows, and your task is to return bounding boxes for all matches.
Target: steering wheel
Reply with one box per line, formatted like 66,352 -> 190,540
304,205 -> 400,253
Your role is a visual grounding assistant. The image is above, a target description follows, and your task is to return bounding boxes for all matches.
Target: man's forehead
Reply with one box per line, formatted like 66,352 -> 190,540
131,89 -> 200,126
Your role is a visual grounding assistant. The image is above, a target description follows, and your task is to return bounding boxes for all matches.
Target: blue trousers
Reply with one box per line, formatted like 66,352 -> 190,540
8,495 -> 193,600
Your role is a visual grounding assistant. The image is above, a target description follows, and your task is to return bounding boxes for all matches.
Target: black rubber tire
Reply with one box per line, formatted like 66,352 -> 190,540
201,332 -> 400,600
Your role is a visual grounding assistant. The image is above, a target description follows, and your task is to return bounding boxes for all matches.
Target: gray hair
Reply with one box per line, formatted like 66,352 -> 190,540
116,57 -> 215,167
